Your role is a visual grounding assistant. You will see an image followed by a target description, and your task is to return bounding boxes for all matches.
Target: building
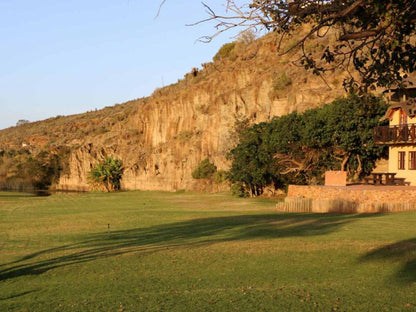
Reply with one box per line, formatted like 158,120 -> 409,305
374,87 -> 416,185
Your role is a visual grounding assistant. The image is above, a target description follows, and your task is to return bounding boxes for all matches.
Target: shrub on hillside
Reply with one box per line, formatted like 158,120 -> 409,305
213,42 -> 236,61
230,182 -> 249,198
192,158 -> 217,179
269,72 -> 293,99
213,170 -> 228,183
236,29 -> 257,45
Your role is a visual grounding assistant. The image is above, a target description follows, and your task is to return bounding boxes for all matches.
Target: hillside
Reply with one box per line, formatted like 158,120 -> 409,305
0,28 -> 349,192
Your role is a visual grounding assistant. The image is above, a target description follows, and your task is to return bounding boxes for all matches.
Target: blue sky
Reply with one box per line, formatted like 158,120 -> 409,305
0,0 -> 245,129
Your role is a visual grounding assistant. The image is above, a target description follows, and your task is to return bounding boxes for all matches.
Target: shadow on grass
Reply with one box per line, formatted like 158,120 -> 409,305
360,238 -> 416,284
0,290 -> 38,301
0,213 -> 377,281
0,193 -> 36,198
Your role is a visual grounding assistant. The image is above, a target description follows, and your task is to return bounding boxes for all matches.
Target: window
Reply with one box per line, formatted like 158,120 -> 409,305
398,151 -> 406,170
410,152 -> 416,170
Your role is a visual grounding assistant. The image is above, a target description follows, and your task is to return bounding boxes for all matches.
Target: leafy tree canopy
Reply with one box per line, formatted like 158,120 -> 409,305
227,93 -> 388,195
198,0 -> 416,91
227,119 -> 289,196
3,150 -> 67,191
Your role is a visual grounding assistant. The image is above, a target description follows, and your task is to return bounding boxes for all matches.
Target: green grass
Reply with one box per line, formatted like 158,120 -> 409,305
1,191 -> 416,311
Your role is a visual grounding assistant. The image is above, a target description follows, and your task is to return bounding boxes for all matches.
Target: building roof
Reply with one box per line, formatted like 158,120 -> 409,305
383,97 -> 416,120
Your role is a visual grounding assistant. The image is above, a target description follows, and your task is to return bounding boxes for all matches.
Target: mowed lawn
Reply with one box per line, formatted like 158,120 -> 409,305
0,191 -> 416,311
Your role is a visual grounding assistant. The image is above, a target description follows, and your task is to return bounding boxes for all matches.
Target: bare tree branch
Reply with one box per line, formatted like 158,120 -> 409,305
156,0 -> 167,19
189,0 -> 416,90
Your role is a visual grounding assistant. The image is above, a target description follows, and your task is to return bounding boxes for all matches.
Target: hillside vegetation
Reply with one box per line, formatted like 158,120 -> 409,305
0,27 -> 351,192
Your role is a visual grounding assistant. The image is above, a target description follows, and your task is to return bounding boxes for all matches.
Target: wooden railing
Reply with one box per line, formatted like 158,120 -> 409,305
374,124 -> 416,144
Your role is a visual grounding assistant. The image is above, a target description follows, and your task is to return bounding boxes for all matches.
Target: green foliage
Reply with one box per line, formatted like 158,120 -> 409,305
230,182 -> 249,197
3,150 -> 67,191
213,170 -> 228,183
248,0 -> 416,89
213,42 -> 236,61
192,158 -> 217,179
205,1 -> 416,89
88,157 -> 124,192
269,72 -> 292,99
228,94 -> 388,195
227,121 -> 285,196
301,94 -> 389,179
26,152 -> 62,190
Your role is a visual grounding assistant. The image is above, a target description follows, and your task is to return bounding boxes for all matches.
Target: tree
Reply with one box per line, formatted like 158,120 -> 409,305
227,93 -> 388,195
266,111 -> 330,185
88,157 -> 124,192
301,94 -> 388,180
228,120 -> 284,196
8,151 -> 63,191
27,152 -> 62,190
195,0 -> 416,91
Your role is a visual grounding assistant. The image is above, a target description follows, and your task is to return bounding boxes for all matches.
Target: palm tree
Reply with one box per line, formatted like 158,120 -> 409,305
88,157 -> 124,192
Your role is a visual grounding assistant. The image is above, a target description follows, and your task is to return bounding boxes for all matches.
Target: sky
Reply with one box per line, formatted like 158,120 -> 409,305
0,0 -> 245,130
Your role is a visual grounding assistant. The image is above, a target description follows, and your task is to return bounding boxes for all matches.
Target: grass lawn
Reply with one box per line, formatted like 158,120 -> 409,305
0,190 -> 416,311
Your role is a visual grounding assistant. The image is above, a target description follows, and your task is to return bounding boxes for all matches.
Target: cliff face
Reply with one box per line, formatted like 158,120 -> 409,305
0,31 -> 347,191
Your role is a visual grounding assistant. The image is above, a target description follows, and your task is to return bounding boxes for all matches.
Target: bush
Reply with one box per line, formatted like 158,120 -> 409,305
213,42 -> 236,61
10,151 -> 63,190
236,29 -> 257,45
213,170 -> 228,183
192,158 -> 217,179
269,72 -> 293,99
230,183 -> 249,197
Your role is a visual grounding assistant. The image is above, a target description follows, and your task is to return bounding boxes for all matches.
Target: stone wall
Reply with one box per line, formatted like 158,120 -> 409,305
288,185 -> 416,204
277,185 -> 416,213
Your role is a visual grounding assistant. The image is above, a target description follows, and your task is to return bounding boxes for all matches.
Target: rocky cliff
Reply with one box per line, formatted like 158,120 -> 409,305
0,30 -> 348,191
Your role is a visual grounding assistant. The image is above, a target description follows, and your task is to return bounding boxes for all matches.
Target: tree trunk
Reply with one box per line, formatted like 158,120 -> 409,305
341,153 -> 350,171
354,154 -> 363,181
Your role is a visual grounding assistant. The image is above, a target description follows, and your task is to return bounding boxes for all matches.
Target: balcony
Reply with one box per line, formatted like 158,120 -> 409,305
374,124 -> 416,145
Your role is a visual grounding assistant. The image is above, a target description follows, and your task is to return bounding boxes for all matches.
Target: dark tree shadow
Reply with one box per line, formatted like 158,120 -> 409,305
360,238 -> 416,284
1,213 -> 378,281
0,193 -> 36,198
0,290 -> 38,301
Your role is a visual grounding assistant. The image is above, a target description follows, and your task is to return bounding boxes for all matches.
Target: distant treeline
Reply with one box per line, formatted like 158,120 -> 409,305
0,148 -> 70,192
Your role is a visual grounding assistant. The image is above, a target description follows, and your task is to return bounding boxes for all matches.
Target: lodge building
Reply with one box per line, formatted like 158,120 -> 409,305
374,87 -> 416,185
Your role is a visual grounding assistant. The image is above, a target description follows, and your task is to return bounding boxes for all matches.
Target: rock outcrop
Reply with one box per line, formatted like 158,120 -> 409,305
0,31 -> 348,191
